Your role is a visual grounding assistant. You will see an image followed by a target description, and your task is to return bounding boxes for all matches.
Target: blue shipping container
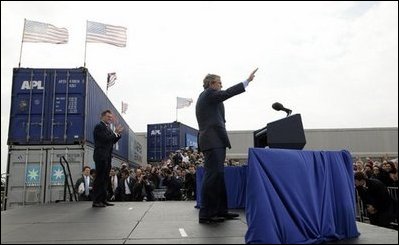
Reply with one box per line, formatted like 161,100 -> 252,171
8,68 -> 131,160
147,122 -> 198,162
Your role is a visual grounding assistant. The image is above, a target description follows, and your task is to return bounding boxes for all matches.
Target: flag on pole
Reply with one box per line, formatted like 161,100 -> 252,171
107,72 -> 117,90
176,97 -> 193,109
23,19 -> 69,44
86,21 -> 127,47
121,102 -> 128,114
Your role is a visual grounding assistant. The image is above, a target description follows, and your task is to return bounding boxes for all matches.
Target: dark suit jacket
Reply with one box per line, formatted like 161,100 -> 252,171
93,121 -> 121,163
116,177 -> 136,201
74,175 -> 94,201
357,178 -> 394,213
195,83 -> 245,151
108,175 -> 119,199
163,176 -> 183,200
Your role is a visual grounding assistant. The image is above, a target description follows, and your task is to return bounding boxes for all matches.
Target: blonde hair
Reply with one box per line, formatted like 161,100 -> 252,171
203,74 -> 220,89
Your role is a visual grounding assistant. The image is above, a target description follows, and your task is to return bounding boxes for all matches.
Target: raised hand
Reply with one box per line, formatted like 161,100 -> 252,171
247,68 -> 258,82
115,124 -> 124,134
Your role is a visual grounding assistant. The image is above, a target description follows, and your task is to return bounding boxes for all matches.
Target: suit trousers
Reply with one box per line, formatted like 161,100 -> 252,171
199,148 -> 228,218
93,159 -> 111,204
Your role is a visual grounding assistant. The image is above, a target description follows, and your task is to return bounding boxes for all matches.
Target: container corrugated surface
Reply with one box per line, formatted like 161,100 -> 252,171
8,68 -> 85,145
7,68 -> 132,160
128,128 -> 136,163
5,144 -> 131,209
147,122 -> 198,162
85,71 -> 129,160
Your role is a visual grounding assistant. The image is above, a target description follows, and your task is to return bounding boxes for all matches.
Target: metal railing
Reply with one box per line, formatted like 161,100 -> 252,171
153,188 -> 166,201
387,186 -> 398,227
55,156 -> 77,202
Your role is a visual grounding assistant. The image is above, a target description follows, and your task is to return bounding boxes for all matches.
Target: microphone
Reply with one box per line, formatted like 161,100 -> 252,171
272,102 -> 292,117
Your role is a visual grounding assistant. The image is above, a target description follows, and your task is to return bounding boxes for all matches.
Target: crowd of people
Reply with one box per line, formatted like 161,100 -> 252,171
75,148 -> 244,203
353,157 -> 398,187
353,156 -> 398,228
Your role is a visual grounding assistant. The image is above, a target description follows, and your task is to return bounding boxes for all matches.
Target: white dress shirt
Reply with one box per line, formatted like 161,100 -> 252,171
125,177 -> 131,195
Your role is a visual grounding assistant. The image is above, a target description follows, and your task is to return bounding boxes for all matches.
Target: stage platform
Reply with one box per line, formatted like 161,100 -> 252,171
1,201 -> 397,244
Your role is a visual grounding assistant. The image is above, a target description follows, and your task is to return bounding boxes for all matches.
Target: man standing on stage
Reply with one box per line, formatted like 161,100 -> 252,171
92,110 -> 123,207
196,68 -> 258,223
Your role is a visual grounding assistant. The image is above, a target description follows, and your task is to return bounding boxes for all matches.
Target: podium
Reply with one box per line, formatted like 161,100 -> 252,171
254,114 -> 306,149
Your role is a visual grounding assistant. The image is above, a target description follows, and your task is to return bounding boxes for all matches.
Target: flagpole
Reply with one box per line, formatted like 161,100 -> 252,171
106,73 -> 109,95
176,97 -> 178,122
18,19 -> 26,68
84,20 -> 88,67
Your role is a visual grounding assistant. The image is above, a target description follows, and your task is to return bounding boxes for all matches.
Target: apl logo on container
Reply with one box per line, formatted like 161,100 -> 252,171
21,80 -> 44,90
150,130 -> 161,136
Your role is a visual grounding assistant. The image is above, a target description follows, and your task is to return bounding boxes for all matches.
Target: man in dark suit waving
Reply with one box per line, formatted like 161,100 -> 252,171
196,68 -> 258,223
92,110 -> 123,207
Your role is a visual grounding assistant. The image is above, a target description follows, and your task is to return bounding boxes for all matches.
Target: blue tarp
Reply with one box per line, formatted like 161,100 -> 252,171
245,148 -> 360,244
196,166 -> 247,209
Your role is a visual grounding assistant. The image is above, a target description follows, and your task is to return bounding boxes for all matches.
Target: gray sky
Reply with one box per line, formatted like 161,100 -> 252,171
1,1 -> 398,173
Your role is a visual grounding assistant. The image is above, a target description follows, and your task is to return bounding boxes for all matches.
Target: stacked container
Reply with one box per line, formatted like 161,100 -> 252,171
6,67 -> 142,208
147,122 -> 198,163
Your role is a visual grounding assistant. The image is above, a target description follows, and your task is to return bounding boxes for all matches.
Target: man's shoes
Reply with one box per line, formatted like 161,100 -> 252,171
92,202 -> 106,208
217,212 -> 239,219
199,216 -> 225,224
103,202 -> 114,206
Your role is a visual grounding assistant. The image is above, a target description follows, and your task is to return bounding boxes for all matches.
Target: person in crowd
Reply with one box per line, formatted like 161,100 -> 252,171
382,161 -> 393,173
116,169 -> 135,201
108,167 -> 120,201
162,168 -> 183,201
363,163 -> 374,178
149,166 -> 161,189
355,172 -> 397,228
90,169 -> 96,180
173,151 -> 182,167
379,165 -> 394,187
117,163 -> 128,179
184,165 -> 197,200
132,169 -> 155,201
181,152 -> 190,164
75,166 -> 94,201
355,161 -> 364,172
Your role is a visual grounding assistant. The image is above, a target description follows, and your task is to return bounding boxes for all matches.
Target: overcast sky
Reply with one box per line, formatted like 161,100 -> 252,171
1,1 -> 398,173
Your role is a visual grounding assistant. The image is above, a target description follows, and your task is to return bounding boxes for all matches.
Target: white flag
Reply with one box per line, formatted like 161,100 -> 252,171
121,101 -> 128,114
23,19 -> 68,44
177,97 -> 193,109
86,21 -> 127,47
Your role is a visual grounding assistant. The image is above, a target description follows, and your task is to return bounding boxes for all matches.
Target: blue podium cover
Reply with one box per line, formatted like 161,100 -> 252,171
245,148 -> 360,244
196,166 -> 247,209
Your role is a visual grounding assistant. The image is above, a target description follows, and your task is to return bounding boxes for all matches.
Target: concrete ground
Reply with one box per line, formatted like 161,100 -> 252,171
1,201 -> 398,244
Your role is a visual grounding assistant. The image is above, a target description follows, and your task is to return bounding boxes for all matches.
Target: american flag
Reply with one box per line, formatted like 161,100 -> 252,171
23,19 -> 68,44
121,102 -> 128,114
86,21 -> 127,47
107,72 -> 117,90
